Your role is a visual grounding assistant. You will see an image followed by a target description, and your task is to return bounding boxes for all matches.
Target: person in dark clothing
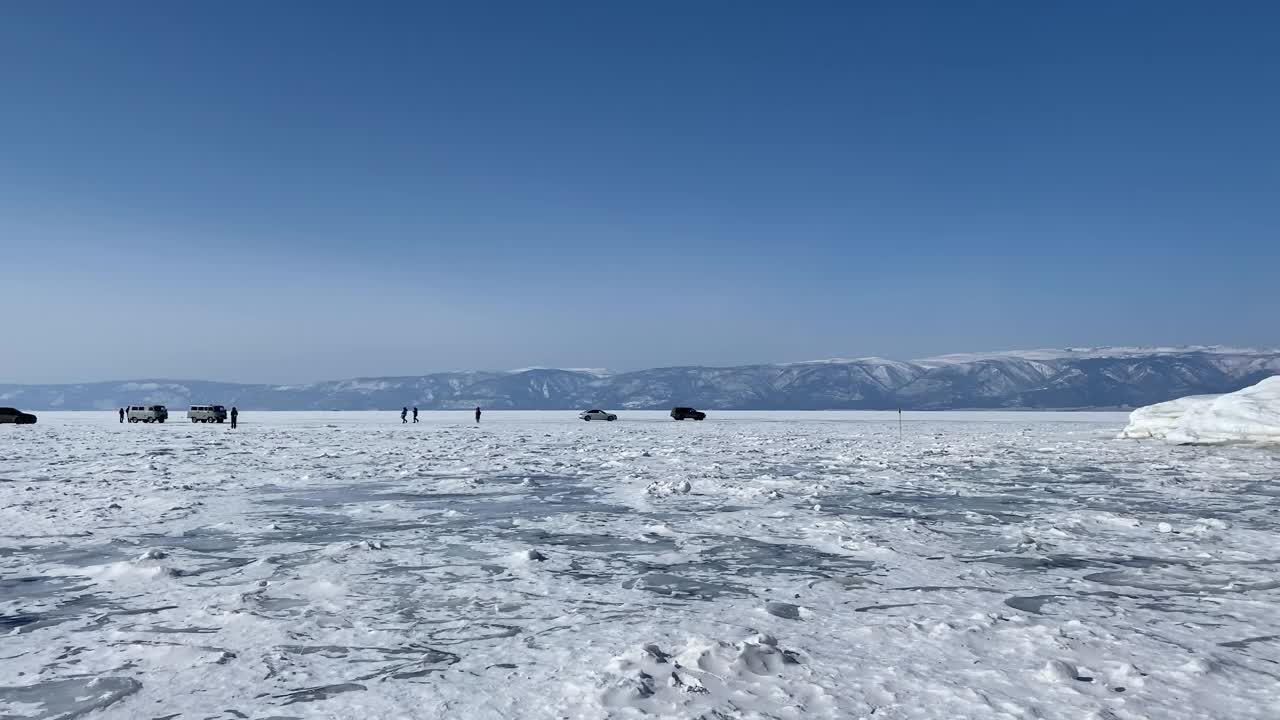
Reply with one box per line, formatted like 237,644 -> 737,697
401,407 -> 408,423
475,406 -> 482,424
412,407 -> 419,423
118,408 -> 124,423
230,407 -> 239,429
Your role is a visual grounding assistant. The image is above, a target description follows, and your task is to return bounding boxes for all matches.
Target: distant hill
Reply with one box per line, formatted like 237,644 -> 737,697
3,346 -> 1277,411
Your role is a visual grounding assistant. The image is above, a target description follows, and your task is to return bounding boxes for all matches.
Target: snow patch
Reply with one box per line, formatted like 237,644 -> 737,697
645,479 -> 692,496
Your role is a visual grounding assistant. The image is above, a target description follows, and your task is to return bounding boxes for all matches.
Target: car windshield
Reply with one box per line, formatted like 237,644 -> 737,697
214,406 -> 225,411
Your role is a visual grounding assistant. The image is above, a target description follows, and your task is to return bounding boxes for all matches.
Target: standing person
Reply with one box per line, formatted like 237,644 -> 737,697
475,406 -> 481,424
230,406 -> 239,429
412,407 -> 419,423
401,407 -> 408,423
118,408 -> 124,423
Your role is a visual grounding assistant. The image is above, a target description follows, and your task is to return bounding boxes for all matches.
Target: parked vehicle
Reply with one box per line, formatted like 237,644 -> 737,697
0,407 -> 37,424
579,409 -> 618,421
188,405 -> 228,423
127,405 -> 169,423
670,407 -> 706,421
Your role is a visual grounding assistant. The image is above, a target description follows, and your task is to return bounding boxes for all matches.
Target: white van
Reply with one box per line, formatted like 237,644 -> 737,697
187,405 -> 228,423
127,405 -> 169,423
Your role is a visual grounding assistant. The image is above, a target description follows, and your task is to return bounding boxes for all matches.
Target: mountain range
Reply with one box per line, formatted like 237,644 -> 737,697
3,346 -> 1277,412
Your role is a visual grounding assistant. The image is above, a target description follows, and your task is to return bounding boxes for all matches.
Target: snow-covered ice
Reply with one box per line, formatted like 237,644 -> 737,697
1121,376 -> 1280,445
3,410 -> 1279,719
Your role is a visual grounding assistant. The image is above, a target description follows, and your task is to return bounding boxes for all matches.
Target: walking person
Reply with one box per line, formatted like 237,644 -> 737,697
412,407 -> 419,423
401,407 -> 408,424
118,407 -> 124,423
230,406 -> 238,429
475,406 -> 482,424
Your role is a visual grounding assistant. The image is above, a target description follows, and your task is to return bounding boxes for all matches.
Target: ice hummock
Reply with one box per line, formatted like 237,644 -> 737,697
1119,376 -> 1280,445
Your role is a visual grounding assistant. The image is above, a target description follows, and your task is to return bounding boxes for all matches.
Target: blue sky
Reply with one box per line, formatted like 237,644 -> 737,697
2,1 -> 1277,383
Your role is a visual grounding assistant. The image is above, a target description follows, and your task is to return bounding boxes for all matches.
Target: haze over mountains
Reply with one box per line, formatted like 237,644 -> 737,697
3,347 -> 1277,412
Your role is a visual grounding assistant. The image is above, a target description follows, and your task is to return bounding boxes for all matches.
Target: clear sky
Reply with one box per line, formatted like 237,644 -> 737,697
2,1 -> 1277,384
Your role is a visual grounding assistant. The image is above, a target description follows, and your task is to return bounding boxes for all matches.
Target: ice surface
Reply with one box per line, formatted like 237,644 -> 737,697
1120,376 -> 1280,445
2,411 -> 1279,718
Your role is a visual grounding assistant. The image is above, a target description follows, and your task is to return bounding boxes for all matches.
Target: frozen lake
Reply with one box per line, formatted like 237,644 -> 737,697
3,411 -> 1278,719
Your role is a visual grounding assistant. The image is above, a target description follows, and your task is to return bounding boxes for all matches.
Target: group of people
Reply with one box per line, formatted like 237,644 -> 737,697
401,406 -> 482,423
111,404 -> 483,428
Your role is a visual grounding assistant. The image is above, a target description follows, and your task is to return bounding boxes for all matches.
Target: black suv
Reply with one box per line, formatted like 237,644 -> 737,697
670,407 -> 706,421
0,407 -> 37,424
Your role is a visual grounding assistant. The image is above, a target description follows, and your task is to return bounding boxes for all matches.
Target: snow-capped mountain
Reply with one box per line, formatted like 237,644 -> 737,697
3,347 -> 1277,411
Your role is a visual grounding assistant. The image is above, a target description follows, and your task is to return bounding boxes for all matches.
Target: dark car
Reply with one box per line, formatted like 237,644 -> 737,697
0,407 -> 37,424
670,407 -> 706,421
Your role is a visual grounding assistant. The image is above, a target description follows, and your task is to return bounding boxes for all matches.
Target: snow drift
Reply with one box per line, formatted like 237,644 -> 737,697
1119,376 -> 1280,445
